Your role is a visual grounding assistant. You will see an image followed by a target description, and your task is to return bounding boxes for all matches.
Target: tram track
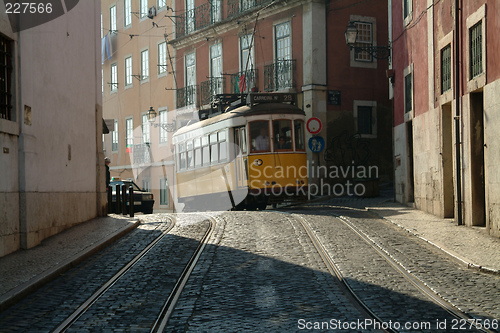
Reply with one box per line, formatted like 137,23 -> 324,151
151,214 -> 217,332
52,213 -> 218,333
286,209 -> 495,333
52,215 -> 177,333
285,212 -> 397,333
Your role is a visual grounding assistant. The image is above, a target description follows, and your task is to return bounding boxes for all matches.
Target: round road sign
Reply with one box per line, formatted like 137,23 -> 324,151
306,117 -> 322,134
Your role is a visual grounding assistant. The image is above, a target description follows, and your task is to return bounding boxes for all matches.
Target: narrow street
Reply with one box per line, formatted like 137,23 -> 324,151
0,202 -> 498,332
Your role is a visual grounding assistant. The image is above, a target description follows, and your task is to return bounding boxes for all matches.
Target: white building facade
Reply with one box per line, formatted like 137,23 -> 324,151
0,0 -> 105,257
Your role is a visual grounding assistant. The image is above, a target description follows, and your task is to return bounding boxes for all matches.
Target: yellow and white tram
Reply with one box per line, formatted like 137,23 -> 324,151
172,93 -> 308,211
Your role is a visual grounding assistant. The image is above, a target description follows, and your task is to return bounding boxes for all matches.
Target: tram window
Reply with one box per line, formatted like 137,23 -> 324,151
294,120 -> 305,150
194,138 -> 202,167
273,119 -> 292,150
250,121 -> 270,152
219,130 -> 227,162
186,140 -> 194,169
240,127 -> 247,154
210,133 -> 218,164
202,135 -> 209,166
179,142 -> 187,170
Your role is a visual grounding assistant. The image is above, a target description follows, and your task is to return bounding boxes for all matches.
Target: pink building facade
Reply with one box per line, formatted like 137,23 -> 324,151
392,0 -> 500,237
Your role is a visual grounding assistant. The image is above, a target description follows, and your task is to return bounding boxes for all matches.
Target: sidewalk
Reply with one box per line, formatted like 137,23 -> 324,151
0,215 -> 139,312
322,192 -> 500,275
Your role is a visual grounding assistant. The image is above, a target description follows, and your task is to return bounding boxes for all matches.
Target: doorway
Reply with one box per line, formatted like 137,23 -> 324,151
470,92 -> 485,226
442,104 -> 455,217
406,121 -> 415,203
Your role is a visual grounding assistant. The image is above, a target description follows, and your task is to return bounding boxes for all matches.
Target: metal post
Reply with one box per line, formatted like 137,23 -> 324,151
129,185 -> 134,217
116,185 -> 121,214
107,186 -> 112,214
455,0 -> 463,225
121,184 -> 127,215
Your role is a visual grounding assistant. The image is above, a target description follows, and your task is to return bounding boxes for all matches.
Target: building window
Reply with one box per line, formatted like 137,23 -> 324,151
112,120 -> 119,151
441,45 -> 451,94
125,56 -> 133,86
142,179 -> 151,192
240,34 -> 254,71
210,43 -> 223,95
140,0 -> 148,18
469,21 -> 483,80
354,22 -> 373,62
185,52 -> 196,105
404,72 -> 412,113
211,0 -> 222,23
158,0 -> 167,10
126,118 -> 133,152
159,109 -> 168,143
110,63 -> 118,92
158,42 -> 167,75
275,21 -> 291,61
124,0 -> 132,27
403,0 -> 412,25
354,101 -> 377,137
357,106 -> 373,134
142,114 -> 150,144
141,49 -> 149,80
110,5 -> 117,32
186,0 -> 195,33
160,178 -> 169,205
0,35 -> 13,121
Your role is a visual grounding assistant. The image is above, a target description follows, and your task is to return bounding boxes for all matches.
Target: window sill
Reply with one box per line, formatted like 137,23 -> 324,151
0,118 -> 19,136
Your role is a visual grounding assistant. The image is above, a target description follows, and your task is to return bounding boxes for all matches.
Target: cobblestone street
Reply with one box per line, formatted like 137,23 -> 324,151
0,206 -> 499,332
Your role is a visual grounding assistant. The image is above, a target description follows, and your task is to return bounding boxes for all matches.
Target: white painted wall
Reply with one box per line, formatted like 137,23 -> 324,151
0,0 -> 103,255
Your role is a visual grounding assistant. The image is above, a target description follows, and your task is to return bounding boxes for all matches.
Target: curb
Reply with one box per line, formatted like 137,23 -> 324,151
0,220 -> 141,312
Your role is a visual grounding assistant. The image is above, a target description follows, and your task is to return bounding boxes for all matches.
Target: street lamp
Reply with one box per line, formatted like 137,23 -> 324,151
146,106 -> 177,132
344,21 -> 391,60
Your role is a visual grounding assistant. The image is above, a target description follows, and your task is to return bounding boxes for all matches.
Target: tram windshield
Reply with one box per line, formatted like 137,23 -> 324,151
294,119 -> 305,150
250,121 -> 270,152
273,119 -> 292,150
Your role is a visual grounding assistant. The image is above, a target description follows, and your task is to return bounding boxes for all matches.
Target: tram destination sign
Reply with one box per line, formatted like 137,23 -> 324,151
248,93 -> 296,105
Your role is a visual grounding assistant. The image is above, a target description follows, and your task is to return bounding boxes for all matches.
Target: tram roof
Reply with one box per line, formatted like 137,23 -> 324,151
173,102 -> 305,137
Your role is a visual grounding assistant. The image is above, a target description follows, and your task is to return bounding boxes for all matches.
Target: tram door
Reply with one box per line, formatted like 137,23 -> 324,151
234,127 -> 248,188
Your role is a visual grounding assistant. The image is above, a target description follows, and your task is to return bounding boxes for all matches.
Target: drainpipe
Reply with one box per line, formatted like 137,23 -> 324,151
454,0 -> 463,225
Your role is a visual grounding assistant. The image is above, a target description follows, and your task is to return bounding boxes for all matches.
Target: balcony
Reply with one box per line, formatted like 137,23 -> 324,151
200,77 -> 226,106
227,0 -> 273,19
177,85 -> 198,109
176,2 -> 223,38
264,59 -> 296,92
229,69 -> 258,94
175,0 -> 275,38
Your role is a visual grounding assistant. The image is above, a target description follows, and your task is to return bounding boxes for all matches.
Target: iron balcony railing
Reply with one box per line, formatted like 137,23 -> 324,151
230,69 -> 257,94
227,0 -> 273,19
200,77 -> 226,105
264,59 -> 296,92
176,0 -> 275,38
176,2 -> 223,37
177,85 -> 198,109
